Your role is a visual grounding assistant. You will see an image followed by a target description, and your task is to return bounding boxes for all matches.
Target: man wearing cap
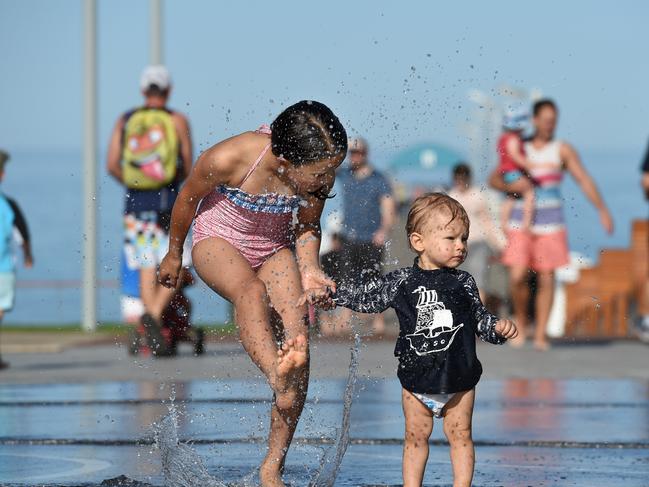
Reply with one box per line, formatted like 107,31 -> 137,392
0,150 -> 34,369
106,65 -> 193,355
334,137 -> 396,335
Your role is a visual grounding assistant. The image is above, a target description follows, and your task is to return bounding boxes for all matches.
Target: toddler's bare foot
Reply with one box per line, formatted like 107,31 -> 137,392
533,339 -> 551,351
274,334 -> 308,410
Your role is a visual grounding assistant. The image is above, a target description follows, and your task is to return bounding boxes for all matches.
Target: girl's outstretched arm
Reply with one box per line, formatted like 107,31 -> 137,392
295,192 -> 336,302
159,144 -> 234,288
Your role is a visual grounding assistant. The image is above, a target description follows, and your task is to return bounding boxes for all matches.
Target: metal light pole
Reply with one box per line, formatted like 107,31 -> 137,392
150,0 -> 163,64
82,0 -> 97,332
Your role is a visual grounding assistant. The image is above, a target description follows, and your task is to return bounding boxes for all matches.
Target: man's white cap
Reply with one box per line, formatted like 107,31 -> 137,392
348,137 -> 368,153
140,65 -> 171,91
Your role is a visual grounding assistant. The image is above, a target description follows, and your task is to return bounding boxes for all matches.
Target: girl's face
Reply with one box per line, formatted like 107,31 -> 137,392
409,210 -> 468,270
284,154 -> 345,195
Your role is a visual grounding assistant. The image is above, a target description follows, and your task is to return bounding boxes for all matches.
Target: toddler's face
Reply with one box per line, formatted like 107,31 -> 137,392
412,210 -> 468,270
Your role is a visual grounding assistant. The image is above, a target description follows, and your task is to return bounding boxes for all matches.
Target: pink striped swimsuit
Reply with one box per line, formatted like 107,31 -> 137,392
192,126 -> 302,269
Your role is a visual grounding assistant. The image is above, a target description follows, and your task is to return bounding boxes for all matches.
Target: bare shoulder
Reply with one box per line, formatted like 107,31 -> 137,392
195,131 -> 267,183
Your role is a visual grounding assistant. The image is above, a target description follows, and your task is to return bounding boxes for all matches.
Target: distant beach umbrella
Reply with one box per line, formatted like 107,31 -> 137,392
387,143 -> 464,190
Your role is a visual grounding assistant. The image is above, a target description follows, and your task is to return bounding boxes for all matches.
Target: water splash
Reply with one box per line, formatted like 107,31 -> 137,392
153,401 -> 226,487
308,333 -> 361,487
152,334 -> 362,486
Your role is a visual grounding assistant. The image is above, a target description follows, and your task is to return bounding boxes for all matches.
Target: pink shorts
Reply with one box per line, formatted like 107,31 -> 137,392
501,229 -> 569,272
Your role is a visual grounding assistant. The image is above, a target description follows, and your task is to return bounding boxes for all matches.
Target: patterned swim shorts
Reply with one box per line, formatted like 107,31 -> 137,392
123,211 -> 170,270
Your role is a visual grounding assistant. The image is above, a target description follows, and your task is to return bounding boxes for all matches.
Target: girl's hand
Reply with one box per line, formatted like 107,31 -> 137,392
297,266 -> 336,308
158,252 -> 182,289
297,286 -> 335,309
495,319 -> 518,339
300,266 -> 336,294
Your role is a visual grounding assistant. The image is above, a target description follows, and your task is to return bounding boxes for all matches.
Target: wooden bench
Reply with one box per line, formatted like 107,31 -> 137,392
564,220 -> 648,338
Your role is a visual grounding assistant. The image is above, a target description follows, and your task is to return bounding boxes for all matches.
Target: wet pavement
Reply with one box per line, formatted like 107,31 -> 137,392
1,376 -> 648,486
1,339 -> 649,485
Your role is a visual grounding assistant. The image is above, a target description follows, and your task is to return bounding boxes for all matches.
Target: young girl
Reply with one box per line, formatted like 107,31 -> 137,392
158,100 -> 347,487
319,193 -> 517,487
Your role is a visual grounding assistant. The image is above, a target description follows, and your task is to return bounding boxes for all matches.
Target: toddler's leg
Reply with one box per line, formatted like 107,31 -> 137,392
402,388 -> 434,487
442,389 -> 476,487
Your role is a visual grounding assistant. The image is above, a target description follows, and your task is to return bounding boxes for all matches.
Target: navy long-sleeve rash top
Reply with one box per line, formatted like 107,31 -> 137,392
334,260 -> 506,395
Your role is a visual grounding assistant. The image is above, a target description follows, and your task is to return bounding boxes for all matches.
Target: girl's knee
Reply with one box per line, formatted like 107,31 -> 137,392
235,277 -> 268,304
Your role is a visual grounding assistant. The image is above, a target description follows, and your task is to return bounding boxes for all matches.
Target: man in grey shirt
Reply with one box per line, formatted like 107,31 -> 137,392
336,137 -> 396,335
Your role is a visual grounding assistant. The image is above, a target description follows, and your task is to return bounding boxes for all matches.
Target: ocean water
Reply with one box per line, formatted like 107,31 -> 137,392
3,146 -> 646,325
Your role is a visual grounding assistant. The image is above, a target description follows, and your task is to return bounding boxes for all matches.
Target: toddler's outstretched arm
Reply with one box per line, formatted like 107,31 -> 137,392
332,268 -> 410,314
458,271 -> 508,344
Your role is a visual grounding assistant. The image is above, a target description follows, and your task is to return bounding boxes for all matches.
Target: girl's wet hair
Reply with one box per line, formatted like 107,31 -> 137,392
270,100 -> 348,166
406,192 -> 470,244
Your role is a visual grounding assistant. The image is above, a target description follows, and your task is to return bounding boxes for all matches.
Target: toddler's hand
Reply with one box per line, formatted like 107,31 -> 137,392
495,319 -> 518,339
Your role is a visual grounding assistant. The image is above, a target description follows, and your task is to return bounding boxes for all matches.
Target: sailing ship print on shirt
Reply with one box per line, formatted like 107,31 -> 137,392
406,286 -> 464,355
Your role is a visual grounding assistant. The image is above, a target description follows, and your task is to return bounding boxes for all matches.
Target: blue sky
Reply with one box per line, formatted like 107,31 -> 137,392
2,0 -> 649,323
2,0 -> 649,157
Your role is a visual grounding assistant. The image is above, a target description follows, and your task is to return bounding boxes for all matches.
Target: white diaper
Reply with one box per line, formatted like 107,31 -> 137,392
413,391 -> 455,418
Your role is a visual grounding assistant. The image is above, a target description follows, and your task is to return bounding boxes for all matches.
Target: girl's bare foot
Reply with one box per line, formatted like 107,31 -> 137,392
275,334 -> 308,410
533,340 -> 551,351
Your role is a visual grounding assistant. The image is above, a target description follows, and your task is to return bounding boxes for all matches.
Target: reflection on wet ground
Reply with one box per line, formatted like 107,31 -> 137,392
1,378 -> 648,486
